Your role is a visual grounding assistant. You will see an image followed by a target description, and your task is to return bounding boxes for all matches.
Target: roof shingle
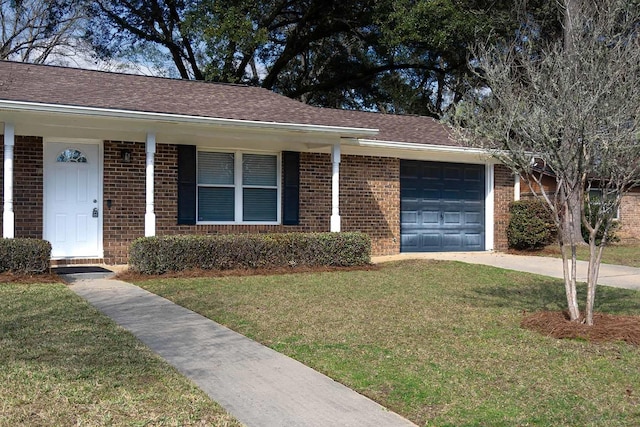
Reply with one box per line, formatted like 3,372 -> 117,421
0,60 -> 458,146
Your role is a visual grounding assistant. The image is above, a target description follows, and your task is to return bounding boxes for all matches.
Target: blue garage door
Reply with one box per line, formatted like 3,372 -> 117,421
401,160 -> 485,252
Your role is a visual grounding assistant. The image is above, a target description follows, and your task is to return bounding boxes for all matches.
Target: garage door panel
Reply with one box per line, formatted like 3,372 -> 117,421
422,188 -> 441,200
442,233 -> 462,248
401,187 -> 420,199
442,189 -> 463,200
464,189 -> 484,200
420,233 -> 442,250
401,160 -> 485,252
423,165 -> 441,180
443,167 -> 462,181
464,233 -> 483,249
401,211 -> 418,224
401,163 -> 419,178
422,211 -> 440,224
464,167 -> 483,181
401,233 -> 420,249
465,212 -> 483,225
443,211 -> 461,225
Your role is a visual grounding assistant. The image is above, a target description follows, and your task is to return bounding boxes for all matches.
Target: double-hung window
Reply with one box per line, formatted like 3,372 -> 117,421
197,151 -> 280,223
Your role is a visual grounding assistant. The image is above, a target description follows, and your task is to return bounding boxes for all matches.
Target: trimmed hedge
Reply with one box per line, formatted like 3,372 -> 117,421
129,232 -> 371,274
507,199 -> 557,250
0,238 -> 51,274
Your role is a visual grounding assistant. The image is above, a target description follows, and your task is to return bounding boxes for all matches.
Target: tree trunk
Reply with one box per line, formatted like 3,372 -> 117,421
585,240 -> 601,325
560,243 -> 581,321
559,192 -> 581,321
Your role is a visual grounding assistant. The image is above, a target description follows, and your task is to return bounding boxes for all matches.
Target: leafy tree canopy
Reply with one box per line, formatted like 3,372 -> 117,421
85,0 -> 561,117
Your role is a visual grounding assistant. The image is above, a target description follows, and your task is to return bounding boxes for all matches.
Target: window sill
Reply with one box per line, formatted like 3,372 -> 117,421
196,221 -> 281,226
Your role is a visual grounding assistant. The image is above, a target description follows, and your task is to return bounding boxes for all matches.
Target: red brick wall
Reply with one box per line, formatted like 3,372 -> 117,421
341,155 -> 399,255
619,190 -> 640,241
493,164 -> 514,251
0,136 -> 44,239
102,141 -> 145,264
102,145 -> 400,263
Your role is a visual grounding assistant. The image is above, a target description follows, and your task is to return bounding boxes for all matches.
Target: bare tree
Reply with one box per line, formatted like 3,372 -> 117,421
0,0 -> 88,64
451,0 -> 640,325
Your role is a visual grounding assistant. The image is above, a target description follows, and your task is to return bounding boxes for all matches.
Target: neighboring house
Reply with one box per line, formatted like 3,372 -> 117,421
518,173 -> 640,241
0,60 -> 517,265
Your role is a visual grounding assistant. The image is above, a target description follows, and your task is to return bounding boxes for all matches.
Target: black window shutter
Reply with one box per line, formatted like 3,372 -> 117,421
282,151 -> 300,225
177,145 -> 197,225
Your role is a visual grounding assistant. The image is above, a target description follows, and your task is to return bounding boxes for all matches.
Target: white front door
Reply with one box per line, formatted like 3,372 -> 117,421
44,142 -> 101,258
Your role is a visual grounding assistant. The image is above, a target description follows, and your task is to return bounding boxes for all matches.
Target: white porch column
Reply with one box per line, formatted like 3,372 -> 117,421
330,142 -> 341,232
3,123 -> 15,238
514,174 -> 521,201
145,132 -> 156,237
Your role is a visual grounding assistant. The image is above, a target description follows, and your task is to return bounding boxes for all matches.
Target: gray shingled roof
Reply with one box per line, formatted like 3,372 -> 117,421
0,60 -> 458,146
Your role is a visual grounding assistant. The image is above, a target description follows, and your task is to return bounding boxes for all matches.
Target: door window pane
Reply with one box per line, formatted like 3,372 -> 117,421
56,148 -> 87,163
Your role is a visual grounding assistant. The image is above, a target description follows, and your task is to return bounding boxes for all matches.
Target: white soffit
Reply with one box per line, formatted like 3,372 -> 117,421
0,100 -> 379,138
343,138 -> 496,164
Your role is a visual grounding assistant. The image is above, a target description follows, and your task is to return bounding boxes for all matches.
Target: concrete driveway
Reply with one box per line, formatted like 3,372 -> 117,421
372,252 -> 640,291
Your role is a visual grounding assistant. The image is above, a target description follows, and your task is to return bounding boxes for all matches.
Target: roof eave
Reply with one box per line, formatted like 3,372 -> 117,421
353,138 -> 488,155
341,138 -> 501,164
0,99 -> 379,138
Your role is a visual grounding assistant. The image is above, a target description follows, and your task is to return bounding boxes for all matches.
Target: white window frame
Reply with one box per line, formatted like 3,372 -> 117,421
196,150 -> 281,225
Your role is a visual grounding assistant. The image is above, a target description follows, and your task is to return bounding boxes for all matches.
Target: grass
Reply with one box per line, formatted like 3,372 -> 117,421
527,242 -> 640,267
137,260 -> 640,427
0,282 -> 242,427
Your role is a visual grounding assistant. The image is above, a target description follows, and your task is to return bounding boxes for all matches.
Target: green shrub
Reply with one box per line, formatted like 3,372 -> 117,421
507,199 -> 557,250
0,238 -> 51,274
129,232 -> 371,274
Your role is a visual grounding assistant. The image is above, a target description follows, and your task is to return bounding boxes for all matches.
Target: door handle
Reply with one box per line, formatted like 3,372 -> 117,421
92,207 -> 99,218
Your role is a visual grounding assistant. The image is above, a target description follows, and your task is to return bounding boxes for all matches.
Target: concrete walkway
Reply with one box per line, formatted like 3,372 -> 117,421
372,252 -> 640,291
67,253 -> 638,426
70,279 -> 416,427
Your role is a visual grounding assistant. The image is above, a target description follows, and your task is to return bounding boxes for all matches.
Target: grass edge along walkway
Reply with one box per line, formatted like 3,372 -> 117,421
136,259 -> 640,427
0,282 -> 242,427
70,278 -> 417,427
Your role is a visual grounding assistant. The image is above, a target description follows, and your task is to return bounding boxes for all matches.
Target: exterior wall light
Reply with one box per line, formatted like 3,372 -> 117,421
121,149 -> 132,163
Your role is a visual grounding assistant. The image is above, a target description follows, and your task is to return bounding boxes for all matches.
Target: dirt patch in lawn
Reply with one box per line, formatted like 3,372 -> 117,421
522,311 -> 640,345
116,264 -> 380,282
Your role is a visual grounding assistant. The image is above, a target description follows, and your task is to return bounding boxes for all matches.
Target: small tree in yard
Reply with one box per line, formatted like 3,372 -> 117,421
451,0 -> 640,325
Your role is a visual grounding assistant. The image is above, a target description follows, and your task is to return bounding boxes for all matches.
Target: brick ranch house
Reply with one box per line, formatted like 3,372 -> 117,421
0,60 -> 544,265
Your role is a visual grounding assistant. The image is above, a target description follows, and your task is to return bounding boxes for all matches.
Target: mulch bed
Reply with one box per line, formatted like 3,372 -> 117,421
0,272 -> 62,284
522,311 -> 640,346
0,265 -> 379,284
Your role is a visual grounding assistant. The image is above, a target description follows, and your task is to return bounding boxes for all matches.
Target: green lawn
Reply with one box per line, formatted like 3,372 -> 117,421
531,243 -> 640,267
137,260 -> 640,427
0,283 -> 242,427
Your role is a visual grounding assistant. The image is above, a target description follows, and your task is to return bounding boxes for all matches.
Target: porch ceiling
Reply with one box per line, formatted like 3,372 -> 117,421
0,105 -> 357,152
